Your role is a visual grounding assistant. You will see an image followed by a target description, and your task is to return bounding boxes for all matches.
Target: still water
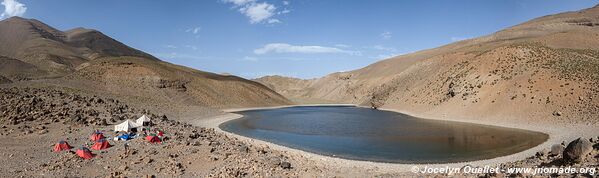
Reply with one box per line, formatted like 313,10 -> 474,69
220,106 -> 548,163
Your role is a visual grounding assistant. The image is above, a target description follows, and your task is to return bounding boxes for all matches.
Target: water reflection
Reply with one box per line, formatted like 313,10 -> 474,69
220,106 -> 547,163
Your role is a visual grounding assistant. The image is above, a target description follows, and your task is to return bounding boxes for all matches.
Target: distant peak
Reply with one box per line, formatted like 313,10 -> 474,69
0,16 -> 62,36
69,27 -> 88,31
2,16 -> 28,22
580,3 -> 599,13
7,16 -> 25,20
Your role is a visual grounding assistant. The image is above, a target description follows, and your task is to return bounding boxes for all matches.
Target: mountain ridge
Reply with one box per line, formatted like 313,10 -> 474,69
255,4 -> 599,124
0,16 -> 291,112
0,16 -> 159,79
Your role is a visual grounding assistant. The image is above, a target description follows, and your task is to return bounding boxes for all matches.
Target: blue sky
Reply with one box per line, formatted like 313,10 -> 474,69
2,0 -> 598,79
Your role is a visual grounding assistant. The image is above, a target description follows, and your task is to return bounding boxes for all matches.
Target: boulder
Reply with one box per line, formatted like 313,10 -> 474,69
550,144 -> 564,156
267,156 -> 282,168
563,137 -> 593,163
238,145 -> 249,153
535,149 -> 548,158
256,148 -> 267,154
552,111 -> 562,116
188,133 -> 200,139
118,165 -> 129,171
280,161 -> 291,169
97,118 -> 108,126
191,141 -> 201,146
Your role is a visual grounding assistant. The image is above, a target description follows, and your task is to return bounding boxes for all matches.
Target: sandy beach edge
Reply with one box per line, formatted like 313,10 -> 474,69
191,104 -> 599,174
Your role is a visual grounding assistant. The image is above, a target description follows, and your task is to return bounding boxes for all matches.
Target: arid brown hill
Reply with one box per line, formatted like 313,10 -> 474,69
256,4 -> 599,124
0,17 -> 290,109
0,17 -> 156,79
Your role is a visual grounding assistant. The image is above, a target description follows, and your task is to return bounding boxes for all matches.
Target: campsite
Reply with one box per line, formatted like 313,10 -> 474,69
53,115 -> 161,159
0,88 -> 301,177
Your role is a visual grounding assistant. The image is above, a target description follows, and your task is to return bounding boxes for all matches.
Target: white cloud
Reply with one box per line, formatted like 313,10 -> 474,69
279,9 -> 290,14
184,45 -> 198,51
239,2 -> 276,24
283,1 -> 289,5
335,44 -> 350,48
185,27 -> 201,34
163,45 -> 198,51
222,0 -> 255,6
223,0 -> 288,24
185,27 -> 201,38
254,43 -> 360,55
380,31 -> 392,40
164,45 -> 178,49
267,19 -> 281,24
370,45 -> 397,52
0,0 -> 27,19
241,56 -> 258,61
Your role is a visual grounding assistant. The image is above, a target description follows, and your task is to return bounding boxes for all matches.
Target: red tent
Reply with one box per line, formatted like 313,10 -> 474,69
146,135 -> 161,143
91,139 -> 111,150
53,140 -> 73,152
90,132 -> 105,142
76,147 -> 94,159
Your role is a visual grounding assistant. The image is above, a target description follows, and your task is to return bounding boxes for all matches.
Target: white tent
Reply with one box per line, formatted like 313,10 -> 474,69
114,120 -> 141,132
136,115 -> 151,126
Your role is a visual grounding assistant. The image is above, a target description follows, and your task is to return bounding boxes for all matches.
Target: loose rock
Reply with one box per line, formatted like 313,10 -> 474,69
280,161 -> 291,169
563,137 -> 593,163
550,144 -> 564,156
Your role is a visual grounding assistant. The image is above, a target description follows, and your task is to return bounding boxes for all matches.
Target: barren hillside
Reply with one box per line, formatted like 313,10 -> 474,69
0,17 -> 157,79
0,17 -> 291,113
256,5 -> 599,124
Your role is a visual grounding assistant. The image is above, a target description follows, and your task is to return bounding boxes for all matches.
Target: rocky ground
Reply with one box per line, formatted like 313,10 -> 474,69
0,87 -> 327,177
1,86 -> 598,178
420,138 -> 599,178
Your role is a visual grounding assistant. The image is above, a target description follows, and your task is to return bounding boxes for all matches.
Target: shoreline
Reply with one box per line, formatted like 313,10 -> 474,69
222,103 -> 356,112
191,104 -> 599,174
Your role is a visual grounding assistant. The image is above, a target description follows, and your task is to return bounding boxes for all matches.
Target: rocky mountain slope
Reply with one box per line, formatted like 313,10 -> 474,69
0,17 -> 156,79
0,17 -> 290,111
256,5 -> 599,124
0,87 -> 312,177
